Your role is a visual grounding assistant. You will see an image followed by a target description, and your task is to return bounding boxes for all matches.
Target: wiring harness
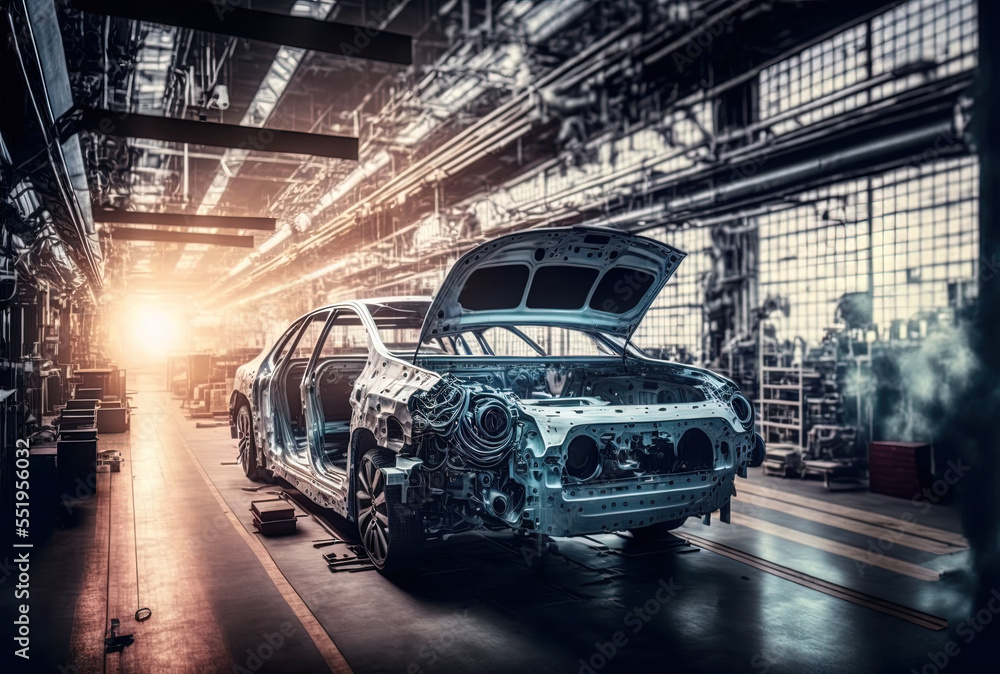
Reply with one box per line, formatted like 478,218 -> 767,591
410,375 -> 518,469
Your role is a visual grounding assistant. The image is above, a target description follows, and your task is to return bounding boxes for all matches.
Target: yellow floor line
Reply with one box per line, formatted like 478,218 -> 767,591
730,513 -> 941,582
734,492 -> 961,555
160,402 -> 353,674
738,480 -> 968,549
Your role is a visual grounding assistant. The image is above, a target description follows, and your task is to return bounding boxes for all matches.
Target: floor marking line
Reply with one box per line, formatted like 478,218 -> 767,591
676,532 -> 948,631
105,433 -> 140,674
67,471 -> 111,674
735,492 -> 960,555
739,481 -> 969,548
157,403 -> 354,674
730,512 -> 941,581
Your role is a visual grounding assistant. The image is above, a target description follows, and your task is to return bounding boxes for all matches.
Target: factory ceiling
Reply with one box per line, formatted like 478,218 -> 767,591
2,0 -> 948,310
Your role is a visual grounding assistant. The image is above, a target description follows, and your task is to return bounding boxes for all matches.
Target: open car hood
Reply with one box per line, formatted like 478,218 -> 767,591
418,226 -> 686,343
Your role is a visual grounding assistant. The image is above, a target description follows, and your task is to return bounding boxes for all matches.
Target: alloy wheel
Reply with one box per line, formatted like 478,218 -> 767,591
356,454 -> 390,567
237,404 -> 253,475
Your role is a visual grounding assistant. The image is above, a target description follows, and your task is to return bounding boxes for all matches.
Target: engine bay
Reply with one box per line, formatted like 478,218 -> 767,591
405,357 -> 747,535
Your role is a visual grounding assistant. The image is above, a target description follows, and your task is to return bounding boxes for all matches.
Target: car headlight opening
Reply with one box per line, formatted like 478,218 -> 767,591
565,435 -> 602,481
730,394 -> 754,429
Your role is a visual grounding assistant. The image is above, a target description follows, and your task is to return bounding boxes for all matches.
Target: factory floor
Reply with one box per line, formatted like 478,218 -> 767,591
5,378 -> 992,674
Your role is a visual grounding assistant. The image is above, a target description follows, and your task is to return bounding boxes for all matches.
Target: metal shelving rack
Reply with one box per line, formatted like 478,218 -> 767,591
756,322 -> 806,449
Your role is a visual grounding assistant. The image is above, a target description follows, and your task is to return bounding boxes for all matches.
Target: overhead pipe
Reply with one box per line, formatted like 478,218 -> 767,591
303,20 -> 642,238
667,118 -> 960,212
289,114 -> 967,298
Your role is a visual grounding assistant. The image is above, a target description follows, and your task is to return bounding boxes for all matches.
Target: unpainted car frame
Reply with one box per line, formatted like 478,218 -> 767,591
231,226 -> 765,572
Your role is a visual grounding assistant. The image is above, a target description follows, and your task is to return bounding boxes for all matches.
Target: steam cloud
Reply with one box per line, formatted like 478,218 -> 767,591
882,324 -> 978,442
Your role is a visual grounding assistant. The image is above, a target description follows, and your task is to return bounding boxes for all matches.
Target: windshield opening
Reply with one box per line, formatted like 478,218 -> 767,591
367,301 -> 430,356
364,301 -> 646,359
419,325 -> 646,358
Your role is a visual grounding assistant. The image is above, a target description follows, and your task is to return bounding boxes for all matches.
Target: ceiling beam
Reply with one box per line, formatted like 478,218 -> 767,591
94,211 -> 276,231
109,228 -> 255,247
69,0 -> 413,65
129,142 -> 307,165
77,108 -> 358,160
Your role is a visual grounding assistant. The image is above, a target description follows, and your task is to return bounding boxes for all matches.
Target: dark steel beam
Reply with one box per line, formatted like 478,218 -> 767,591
70,0 -> 412,65
78,108 -> 358,160
964,4 -> 1000,659
94,211 -> 276,231
109,227 -> 255,247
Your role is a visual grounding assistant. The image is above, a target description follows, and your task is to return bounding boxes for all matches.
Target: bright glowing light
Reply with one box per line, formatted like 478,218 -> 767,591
127,305 -> 184,358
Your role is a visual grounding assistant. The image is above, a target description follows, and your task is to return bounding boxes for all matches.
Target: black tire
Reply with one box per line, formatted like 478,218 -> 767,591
355,448 -> 425,573
629,517 -> 687,539
236,402 -> 272,483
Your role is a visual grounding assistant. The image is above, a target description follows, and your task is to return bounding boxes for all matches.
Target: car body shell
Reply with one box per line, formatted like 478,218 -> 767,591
230,227 -> 763,547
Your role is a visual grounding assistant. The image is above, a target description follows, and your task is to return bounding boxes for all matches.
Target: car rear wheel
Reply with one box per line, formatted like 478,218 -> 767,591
629,517 -> 687,539
236,402 -> 272,483
355,448 -> 425,573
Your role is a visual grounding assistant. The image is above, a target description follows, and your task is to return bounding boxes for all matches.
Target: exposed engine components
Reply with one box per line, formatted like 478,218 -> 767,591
411,375 -> 519,468
409,376 -> 522,529
409,375 -> 468,436
407,356 -> 755,537
455,392 -> 518,468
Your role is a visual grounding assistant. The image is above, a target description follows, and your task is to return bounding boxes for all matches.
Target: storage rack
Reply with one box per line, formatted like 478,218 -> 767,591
756,322 -> 806,447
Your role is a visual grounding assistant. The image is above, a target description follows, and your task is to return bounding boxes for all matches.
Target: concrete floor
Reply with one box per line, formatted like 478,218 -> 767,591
3,379 -> 994,674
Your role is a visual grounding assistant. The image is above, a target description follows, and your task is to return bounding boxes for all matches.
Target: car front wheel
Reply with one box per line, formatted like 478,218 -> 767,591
355,448 -> 425,573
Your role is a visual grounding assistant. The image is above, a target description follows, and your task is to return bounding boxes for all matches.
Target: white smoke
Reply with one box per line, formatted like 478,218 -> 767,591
883,324 -> 978,442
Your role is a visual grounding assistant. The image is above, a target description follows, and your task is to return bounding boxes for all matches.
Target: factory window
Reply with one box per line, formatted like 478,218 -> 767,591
870,157 -> 979,334
758,181 -> 872,346
632,227 -> 711,362
871,0 -> 978,97
758,156 -> 978,346
759,0 -> 977,137
759,23 -> 869,133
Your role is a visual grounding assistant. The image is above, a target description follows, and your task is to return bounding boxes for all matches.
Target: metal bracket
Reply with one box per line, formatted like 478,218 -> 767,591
380,455 -> 424,503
